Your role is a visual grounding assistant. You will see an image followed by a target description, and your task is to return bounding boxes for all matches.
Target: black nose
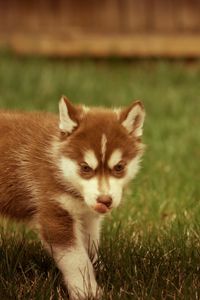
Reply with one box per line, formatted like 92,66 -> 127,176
97,195 -> 112,208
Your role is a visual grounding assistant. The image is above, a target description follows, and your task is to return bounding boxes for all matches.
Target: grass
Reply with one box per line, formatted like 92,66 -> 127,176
0,52 -> 200,299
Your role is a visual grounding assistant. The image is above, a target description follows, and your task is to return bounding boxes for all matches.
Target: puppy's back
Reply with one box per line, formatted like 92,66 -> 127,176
0,111 -> 58,220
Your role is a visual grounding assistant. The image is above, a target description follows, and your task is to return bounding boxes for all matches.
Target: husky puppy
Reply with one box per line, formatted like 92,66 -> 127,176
0,97 -> 145,299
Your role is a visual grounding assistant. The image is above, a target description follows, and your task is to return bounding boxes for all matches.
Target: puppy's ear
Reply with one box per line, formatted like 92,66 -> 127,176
120,101 -> 145,137
59,96 -> 79,134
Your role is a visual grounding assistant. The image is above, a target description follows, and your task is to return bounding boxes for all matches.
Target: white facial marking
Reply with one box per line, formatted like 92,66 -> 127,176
125,155 -> 142,183
101,134 -> 107,163
84,150 -> 98,169
108,149 -> 123,169
122,104 -> 145,137
59,97 -> 77,133
58,157 -> 84,196
59,157 -> 79,180
82,177 -> 100,207
99,177 -> 109,194
108,177 -> 123,208
58,158 -> 99,210
106,155 -> 141,209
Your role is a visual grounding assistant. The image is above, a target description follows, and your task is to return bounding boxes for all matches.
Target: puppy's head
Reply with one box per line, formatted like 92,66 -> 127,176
57,96 -> 145,214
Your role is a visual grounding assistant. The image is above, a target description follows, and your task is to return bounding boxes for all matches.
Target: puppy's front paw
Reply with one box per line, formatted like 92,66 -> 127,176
69,284 -> 102,300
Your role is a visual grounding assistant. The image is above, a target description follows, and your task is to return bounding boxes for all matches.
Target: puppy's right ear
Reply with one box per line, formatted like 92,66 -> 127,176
59,96 -> 79,134
120,100 -> 145,138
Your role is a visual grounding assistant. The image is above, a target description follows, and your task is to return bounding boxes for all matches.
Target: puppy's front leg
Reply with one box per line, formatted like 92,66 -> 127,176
39,204 -> 99,299
54,244 -> 98,299
83,214 -> 103,263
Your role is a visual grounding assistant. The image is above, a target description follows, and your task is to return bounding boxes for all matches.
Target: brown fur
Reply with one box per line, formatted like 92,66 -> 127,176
39,202 -> 74,247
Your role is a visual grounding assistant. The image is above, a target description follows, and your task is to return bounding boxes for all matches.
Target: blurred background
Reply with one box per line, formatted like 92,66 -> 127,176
0,0 -> 200,58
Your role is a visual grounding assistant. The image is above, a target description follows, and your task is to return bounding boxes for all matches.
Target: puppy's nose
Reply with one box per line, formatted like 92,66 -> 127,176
97,195 -> 112,208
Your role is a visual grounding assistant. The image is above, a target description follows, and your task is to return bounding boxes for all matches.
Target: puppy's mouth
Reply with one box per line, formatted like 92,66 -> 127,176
93,203 -> 111,214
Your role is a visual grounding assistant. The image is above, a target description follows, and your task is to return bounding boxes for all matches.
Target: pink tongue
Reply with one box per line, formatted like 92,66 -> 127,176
94,203 -> 108,214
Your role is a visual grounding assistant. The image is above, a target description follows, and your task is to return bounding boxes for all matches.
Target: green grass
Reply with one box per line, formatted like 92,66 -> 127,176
0,52 -> 200,299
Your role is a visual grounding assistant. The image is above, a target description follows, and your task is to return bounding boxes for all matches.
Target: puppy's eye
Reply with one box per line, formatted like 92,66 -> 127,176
80,163 -> 93,173
114,162 -> 125,172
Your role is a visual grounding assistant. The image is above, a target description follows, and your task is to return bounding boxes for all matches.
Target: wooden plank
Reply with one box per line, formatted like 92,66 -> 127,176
118,0 -> 147,32
2,32 -> 200,57
152,0 -> 176,32
177,0 -> 200,31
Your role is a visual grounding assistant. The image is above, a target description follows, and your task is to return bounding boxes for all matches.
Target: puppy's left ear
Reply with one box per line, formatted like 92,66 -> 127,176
120,101 -> 145,137
59,96 -> 80,134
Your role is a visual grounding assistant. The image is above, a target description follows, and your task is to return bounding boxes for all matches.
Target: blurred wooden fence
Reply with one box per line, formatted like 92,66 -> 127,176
0,0 -> 200,57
